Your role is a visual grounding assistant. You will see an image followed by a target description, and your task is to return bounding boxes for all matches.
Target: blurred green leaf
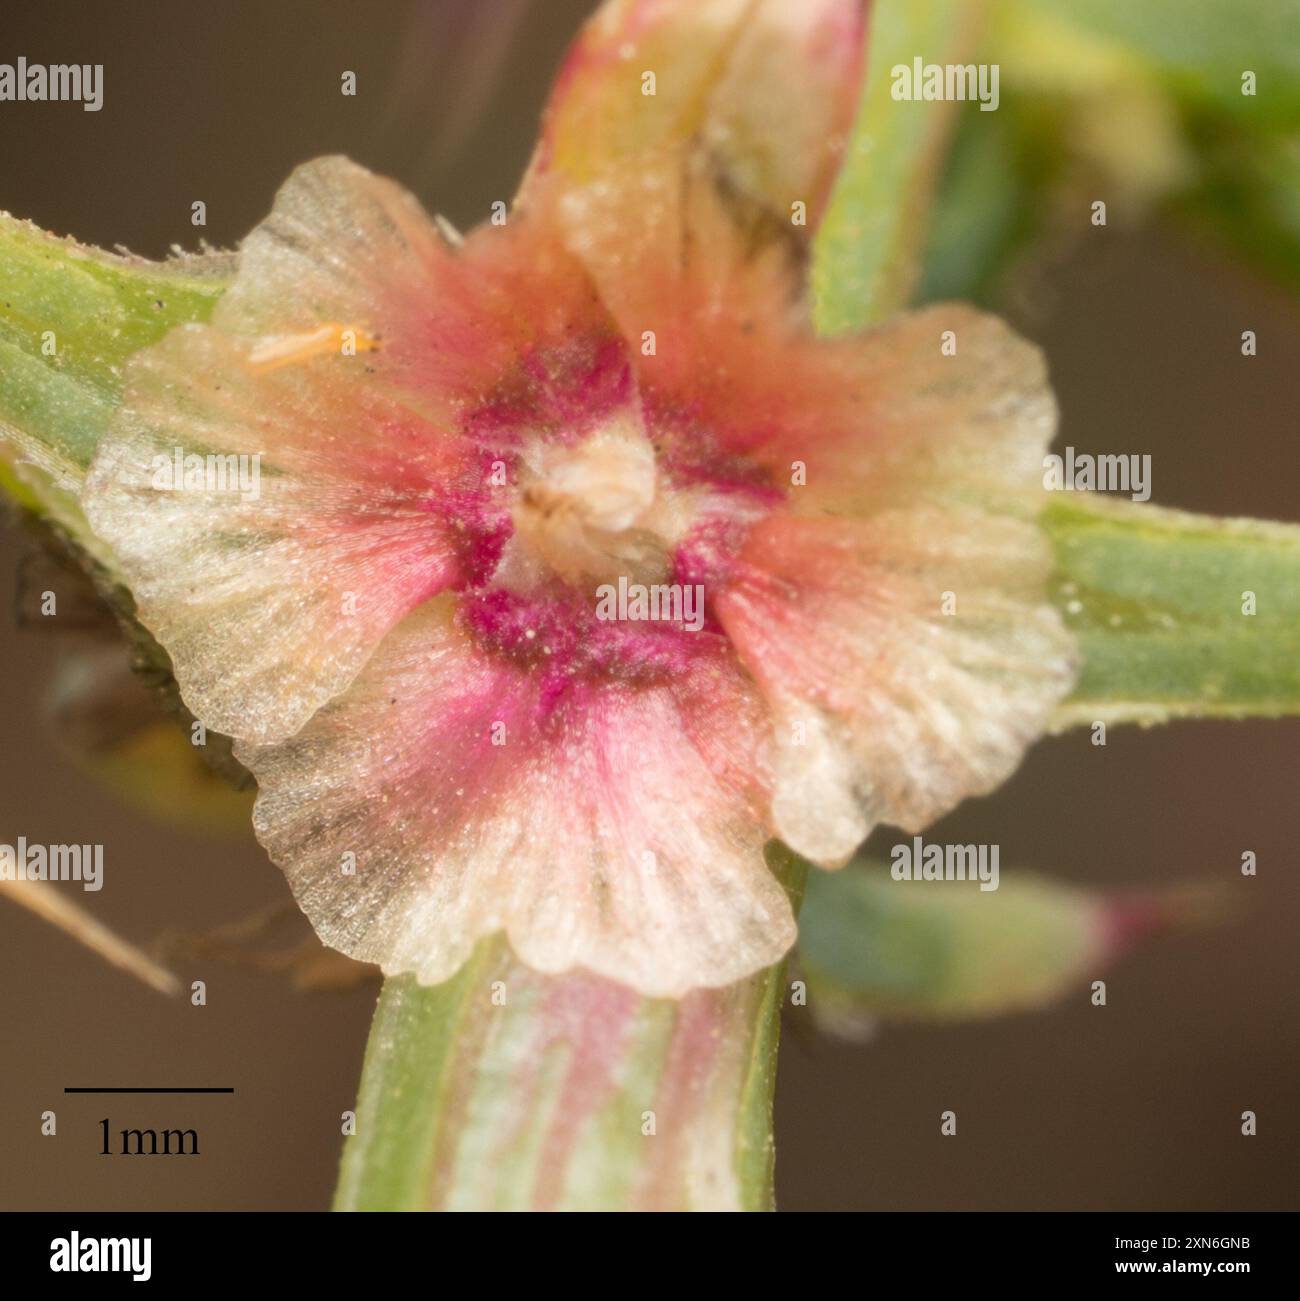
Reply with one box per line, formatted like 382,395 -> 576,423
915,0 -> 1300,309
799,859 -> 1112,1029
1177,120 -> 1300,295
800,857 -> 1217,1031
1047,495 -> 1300,726
1011,0 -> 1300,125
917,103 -> 1033,304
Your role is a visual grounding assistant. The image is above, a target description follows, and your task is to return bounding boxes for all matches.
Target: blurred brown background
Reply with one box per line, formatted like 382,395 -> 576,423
1,0 -> 1296,1211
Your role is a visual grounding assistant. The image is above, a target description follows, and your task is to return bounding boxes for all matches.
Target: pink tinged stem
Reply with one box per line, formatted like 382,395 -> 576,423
335,851 -> 802,1212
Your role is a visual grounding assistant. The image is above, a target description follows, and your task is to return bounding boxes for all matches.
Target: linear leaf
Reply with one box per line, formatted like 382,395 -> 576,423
1047,495 -> 1300,726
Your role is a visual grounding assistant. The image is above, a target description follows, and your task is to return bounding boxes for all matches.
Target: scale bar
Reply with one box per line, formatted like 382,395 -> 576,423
64,1087 -> 235,1094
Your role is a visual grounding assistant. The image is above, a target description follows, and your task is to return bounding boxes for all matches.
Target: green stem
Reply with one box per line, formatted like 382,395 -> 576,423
335,852 -> 804,1212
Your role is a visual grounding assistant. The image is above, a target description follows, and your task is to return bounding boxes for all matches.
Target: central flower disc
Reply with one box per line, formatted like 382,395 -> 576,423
510,417 -> 672,586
